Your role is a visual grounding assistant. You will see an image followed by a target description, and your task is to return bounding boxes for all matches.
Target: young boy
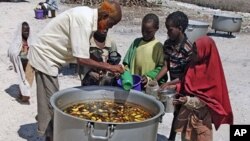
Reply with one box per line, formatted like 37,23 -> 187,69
155,11 -> 193,141
8,22 -> 35,104
79,30 -> 120,86
123,13 -> 167,87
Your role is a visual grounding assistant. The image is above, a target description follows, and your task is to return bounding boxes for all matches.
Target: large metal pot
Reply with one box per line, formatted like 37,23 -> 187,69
185,20 -> 209,43
212,13 -> 242,35
50,86 -> 165,141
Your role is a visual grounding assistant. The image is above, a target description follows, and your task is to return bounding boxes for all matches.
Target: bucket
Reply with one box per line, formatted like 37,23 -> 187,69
117,75 -> 142,91
51,10 -> 56,18
34,9 -> 44,19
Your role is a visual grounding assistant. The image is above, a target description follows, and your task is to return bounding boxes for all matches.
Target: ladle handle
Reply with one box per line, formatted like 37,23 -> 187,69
87,122 -> 115,140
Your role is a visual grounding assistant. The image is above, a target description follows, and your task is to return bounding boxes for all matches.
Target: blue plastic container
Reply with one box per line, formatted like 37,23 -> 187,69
117,75 -> 142,91
34,9 -> 44,19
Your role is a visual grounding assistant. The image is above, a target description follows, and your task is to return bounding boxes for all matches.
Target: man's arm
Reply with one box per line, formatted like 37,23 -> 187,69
77,58 -> 124,74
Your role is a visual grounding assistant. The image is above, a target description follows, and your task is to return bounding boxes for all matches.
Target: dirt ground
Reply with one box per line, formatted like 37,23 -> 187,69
0,0 -> 250,141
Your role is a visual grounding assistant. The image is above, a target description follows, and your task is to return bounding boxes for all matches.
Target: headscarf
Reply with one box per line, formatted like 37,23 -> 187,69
181,36 -> 233,130
7,22 -> 33,97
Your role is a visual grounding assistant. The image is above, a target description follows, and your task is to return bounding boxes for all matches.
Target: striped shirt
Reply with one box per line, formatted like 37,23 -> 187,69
163,36 -> 193,80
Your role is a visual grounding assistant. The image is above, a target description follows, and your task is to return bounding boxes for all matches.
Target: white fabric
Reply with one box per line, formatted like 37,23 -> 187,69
7,23 -> 33,97
28,7 -> 98,76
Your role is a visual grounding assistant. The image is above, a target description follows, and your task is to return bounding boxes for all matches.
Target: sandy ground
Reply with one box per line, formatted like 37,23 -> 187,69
0,0 -> 250,141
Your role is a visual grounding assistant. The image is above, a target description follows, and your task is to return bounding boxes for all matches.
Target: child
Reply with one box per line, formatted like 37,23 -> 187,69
79,30 -> 120,86
155,11 -> 193,141
164,36 -> 233,141
123,13 -> 167,87
39,0 -> 58,18
7,22 -> 35,104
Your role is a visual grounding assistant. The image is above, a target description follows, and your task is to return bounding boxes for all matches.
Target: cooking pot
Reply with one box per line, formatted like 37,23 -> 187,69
50,86 -> 165,141
185,20 -> 209,43
212,13 -> 242,35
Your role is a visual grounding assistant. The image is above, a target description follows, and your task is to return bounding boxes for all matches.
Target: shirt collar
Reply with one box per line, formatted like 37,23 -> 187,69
92,9 -> 98,31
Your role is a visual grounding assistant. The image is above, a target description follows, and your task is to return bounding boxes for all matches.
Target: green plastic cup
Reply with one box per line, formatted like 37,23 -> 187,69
121,70 -> 133,91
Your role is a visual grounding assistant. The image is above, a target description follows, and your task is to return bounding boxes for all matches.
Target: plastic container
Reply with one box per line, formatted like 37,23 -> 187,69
51,10 -> 56,18
158,89 -> 176,113
145,80 -> 159,99
117,75 -> 142,91
120,70 -> 133,90
34,9 -> 44,19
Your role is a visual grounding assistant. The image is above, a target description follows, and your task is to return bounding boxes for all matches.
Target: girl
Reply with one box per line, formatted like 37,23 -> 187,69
165,36 -> 233,141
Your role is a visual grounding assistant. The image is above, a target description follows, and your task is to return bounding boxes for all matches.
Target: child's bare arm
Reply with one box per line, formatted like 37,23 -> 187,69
155,63 -> 168,81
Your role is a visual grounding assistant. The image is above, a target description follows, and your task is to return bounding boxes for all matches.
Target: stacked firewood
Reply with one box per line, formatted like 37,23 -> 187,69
61,0 -> 159,7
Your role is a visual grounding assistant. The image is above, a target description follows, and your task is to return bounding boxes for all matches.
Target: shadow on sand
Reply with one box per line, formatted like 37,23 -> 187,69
59,63 -> 79,76
18,123 -> 44,141
5,84 -> 19,99
5,84 -> 30,104
18,124 -> 168,141
157,134 -> 169,141
207,32 -> 236,38
18,126 -> 169,141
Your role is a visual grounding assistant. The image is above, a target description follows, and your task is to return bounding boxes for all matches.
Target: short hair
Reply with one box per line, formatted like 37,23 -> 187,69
142,13 -> 159,29
166,11 -> 188,33
22,21 -> 29,27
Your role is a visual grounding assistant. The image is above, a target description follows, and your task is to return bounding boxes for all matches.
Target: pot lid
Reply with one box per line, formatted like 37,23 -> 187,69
188,20 -> 209,27
213,13 -> 242,19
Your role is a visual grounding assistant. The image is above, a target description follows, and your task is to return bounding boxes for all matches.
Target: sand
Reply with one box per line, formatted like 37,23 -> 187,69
0,0 -> 250,141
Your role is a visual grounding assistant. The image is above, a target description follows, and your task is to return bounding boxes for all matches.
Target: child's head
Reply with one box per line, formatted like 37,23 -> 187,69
94,30 -> 108,43
22,22 -> 30,40
165,11 -> 188,41
141,13 -> 159,41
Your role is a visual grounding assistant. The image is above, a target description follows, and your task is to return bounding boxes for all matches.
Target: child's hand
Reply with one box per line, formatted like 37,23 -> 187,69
141,75 -> 148,86
173,96 -> 187,105
160,83 -> 176,90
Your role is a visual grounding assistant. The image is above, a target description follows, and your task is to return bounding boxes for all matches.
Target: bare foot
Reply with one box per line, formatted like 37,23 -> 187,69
16,95 -> 30,105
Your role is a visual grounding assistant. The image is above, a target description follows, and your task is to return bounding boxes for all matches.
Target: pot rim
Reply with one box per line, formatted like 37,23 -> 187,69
188,20 -> 209,27
50,86 -> 165,125
213,13 -> 242,19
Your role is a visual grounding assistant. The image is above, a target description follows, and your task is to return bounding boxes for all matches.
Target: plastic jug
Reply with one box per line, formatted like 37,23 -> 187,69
120,70 -> 133,91
145,80 -> 159,99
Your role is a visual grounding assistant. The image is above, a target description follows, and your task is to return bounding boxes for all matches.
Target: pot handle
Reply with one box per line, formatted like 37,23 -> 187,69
87,122 -> 115,140
232,18 -> 239,23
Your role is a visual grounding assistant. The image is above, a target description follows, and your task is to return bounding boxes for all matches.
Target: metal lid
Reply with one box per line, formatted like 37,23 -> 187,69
188,20 -> 209,27
213,13 -> 242,19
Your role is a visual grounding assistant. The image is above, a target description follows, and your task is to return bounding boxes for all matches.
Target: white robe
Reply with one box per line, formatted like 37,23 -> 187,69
7,23 -> 33,97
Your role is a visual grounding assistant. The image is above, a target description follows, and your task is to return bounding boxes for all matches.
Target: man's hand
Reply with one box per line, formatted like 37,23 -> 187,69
108,64 -> 124,74
77,58 -> 124,74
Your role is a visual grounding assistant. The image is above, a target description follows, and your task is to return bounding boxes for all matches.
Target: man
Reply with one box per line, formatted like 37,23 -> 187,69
28,1 -> 123,140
